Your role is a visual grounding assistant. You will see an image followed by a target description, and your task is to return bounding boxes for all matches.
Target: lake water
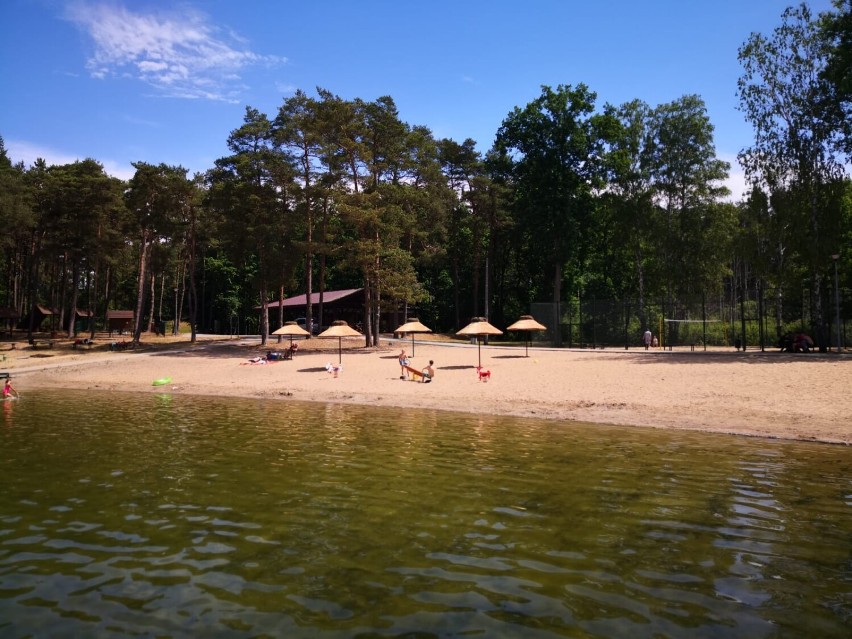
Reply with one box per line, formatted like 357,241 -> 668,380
1,390 -> 850,638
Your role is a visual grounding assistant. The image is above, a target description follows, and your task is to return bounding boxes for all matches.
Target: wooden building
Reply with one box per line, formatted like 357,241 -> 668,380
106,310 -> 134,336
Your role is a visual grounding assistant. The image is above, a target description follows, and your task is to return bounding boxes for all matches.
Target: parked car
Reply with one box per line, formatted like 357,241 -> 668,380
296,317 -> 318,334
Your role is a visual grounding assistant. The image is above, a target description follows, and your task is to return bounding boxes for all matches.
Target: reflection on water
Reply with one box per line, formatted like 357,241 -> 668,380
0,390 -> 850,638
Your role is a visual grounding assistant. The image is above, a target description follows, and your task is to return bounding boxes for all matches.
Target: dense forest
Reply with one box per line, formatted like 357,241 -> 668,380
1,2 -> 850,351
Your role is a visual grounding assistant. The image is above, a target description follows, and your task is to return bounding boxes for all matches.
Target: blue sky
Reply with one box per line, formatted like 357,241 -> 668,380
0,0 -> 838,200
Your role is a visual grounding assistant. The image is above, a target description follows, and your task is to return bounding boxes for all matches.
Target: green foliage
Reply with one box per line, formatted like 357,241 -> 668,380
737,3 -> 851,349
820,0 -> 852,156
1,6 -> 850,344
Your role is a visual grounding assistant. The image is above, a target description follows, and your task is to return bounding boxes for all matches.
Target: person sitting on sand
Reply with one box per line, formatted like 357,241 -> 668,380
325,362 -> 342,378
398,349 -> 410,380
421,360 -> 435,383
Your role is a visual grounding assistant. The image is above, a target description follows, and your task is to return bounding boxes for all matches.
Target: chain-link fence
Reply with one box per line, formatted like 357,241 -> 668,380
529,285 -> 848,351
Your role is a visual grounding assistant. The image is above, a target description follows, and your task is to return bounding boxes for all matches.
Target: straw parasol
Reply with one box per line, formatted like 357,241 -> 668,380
456,316 -> 503,368
506,315 -> 547,357
317,320 -> 363,364
271,321 -> 310,348
394,318 -> 432,356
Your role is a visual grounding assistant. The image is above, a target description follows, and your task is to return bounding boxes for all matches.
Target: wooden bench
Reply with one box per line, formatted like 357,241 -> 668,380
31,340 -> 54,349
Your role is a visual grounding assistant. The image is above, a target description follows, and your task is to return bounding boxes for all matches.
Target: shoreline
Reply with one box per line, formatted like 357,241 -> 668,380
3,336 -> 850,445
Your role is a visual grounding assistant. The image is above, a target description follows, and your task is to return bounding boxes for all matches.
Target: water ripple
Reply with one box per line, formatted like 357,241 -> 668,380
0,390 -> 849,638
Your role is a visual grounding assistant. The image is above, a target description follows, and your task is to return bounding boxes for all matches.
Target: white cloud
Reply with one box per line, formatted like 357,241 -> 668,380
100,159 -> 135,181
7,140 -> 79,167
6,139 -> 135,180
719,152 -> 748,203
275,82 -> 298,95
65,2 -> 286,102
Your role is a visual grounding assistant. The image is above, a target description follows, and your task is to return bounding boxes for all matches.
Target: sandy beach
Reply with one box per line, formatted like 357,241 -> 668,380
2,335 -> 850,444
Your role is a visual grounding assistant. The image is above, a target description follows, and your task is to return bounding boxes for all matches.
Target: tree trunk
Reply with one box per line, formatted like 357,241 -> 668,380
806,187 -> 828,351
318,193 -> 331,333
57,252 -> 68,335
276,285 -> 284,344
552,260 -> 562,347
102,263 -> 112,338
147,272 -> 156,334
89,256 -> 98,340
177,257 -> 187,332
259,282 -> 269,346
188,224 -> 198,344
158,273 -> 165,325
132,232 -> 150,344
635,245 -> 646,331
26,230 -> 39,341
363,276 -> 373,348
452,252 -> 461,329
258,242 -> 268,346
813,271 -> 826,352
68,260 -> 80,339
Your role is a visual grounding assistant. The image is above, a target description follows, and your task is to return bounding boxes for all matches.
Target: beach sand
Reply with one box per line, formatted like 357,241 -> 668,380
3,335 -> 849,444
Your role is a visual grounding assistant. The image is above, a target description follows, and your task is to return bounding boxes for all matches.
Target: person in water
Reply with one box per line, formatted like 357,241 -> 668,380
3,377 -> 18,399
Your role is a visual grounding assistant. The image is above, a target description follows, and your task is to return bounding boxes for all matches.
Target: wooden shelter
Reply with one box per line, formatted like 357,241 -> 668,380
258,288 -> 366,331
106,310 -> 134,336
25,305 -> 59,332
0,307 -> 19,337
65,309 -> 94,332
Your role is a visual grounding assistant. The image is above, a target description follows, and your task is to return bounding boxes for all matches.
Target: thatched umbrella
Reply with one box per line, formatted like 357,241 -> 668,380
506,315 -> 547,357
271,321 -> 310,348
317,320 -> 363,364
394,318 -> 432,356
456,316 -> 503,368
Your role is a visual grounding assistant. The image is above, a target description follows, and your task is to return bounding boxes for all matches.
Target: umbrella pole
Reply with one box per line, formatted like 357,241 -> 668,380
411,333 -> 415,356
526,337 -> 529,357
338,338 -> 342,364
478,338 -> 482,368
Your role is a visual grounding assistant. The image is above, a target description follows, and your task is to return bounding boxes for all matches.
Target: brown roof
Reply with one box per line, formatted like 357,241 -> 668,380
36,305 -> 58,315
259,288 -> 362,310
106,310 -> 134,319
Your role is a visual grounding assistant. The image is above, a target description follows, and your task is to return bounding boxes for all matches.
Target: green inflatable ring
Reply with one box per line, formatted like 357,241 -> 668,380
152,377 -> 172,386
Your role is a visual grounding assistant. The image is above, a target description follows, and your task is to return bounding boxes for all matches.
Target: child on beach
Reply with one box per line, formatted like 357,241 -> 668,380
3,378 -> 17,399
398,349 -> 410,379
325,362 -> 342,378
421,360 -> 435,383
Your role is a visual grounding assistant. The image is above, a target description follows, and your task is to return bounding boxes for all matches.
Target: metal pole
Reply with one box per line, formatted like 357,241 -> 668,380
833,255 -> 841,353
